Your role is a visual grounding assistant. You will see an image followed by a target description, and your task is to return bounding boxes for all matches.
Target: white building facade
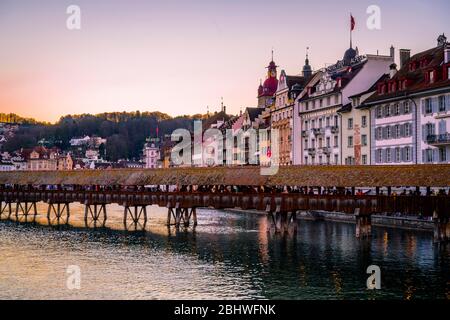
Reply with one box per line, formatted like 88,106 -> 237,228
361,36 -> 450,164
295,47 -> 394,165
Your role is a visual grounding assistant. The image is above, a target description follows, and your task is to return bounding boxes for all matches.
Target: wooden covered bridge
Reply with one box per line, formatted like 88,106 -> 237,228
0,165 -> 449,241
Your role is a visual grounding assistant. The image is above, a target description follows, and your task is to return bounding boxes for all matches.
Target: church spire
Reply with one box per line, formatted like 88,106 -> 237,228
302,47 -> 312,79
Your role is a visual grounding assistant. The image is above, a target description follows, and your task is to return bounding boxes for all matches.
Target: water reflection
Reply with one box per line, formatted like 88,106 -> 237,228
0,202 -> 448,300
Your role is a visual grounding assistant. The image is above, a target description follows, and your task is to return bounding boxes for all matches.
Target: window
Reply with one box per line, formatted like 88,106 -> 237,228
405,147 -> 411,162
377,127 -> 383,140
304,157 -> 308,165
326,117 -> 330,127
326,137 -> 331,148
405,123 -> 411,136
362,154 -> 367,165
348,136 -> 353,147
394,104 -> 400,115
425,149 -> 433,163
348,118 -> 353,129
327,96 -> 331,106
319,118 -> 323,128
448,67 -> 450,80
304,121 -> 308,130
439,96 -> 446,112
404,101 -> 410,114
361,134 -> 367,146
319,99 -> 323,108
429,70 -> 435,84
386,148 -> 391,162
318,138 -> 323,148
377,149 -> 382,163
395,125 -> 401,138
305,102 -> 309,111
304,139 -> 308,149
334,154 -> 339,164
439,148 -> 446,162
385,105 -> 391,117
425,123 -> 434,137
425,98 -> 432,114
319,155 -> 323,165
334,136 -> 338,147
311,119 -> 315,128
395,148 -> 401,162
334,116 -> 338,126
334,95 -> 339,104
386,126 -> 391,139
361,115 -> 367,127
376,107 -> 382,118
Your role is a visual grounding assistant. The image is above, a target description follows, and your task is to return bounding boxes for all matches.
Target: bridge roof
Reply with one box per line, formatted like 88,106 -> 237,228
0,165 -> 449,187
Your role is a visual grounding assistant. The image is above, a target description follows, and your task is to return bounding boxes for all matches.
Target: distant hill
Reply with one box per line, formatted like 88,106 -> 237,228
0,113 -> 46,125
1,111 -> 230,161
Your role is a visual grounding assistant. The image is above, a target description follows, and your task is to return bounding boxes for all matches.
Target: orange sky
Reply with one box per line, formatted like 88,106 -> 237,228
0,0 -> 448,123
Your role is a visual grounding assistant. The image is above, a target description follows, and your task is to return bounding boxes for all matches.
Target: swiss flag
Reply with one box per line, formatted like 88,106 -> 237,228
350,14 -> 355,31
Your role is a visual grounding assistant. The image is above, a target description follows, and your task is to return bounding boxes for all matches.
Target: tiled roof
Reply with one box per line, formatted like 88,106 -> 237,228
0,165 -> 448,187
364,45 -> 450,104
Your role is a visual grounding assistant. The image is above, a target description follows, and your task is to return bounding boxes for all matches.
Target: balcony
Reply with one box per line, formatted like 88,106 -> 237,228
312,128 -> 324,136
307,148 -> 316,155
330,126 -> 339,134
301,130 -> 309,138
427,133 -> 450,146
321,147 -> 332,154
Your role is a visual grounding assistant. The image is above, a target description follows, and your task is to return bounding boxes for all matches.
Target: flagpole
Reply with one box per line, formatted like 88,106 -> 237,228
350,13 -> 352,48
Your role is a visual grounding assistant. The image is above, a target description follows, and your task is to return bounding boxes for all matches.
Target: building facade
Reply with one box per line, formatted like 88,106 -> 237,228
362,35 -> 450,164
143,143 -> 161,169
296,45 -> 394,165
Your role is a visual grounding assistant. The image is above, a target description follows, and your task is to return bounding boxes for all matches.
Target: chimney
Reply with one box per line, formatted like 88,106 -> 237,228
390,45 -> 395,60
399,49 -> 411,68
445,43 -> 450,64
389,63 -> 397,78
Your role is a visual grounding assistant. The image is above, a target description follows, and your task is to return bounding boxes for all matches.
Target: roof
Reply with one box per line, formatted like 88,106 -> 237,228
364,45 -> 450,104
246,107 -> 264,122
299,63 -> 366,102
348,73 -> 390,99
0,165 -> 448,187
202,111 -> 232,131
336,103 -> 352,113
286,75 -> 307,89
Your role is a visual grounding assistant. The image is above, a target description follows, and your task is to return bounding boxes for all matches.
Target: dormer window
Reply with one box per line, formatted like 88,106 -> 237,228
428,70 -> 435,84
409,61 -> 417,72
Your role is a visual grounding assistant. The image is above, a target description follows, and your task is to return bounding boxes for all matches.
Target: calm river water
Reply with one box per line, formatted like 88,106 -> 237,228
0,202 -> 448,300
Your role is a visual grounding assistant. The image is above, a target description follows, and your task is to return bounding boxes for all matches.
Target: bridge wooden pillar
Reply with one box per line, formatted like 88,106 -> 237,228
47,201 -> 70,224
355,208 -> 371,238
433,211 -> 449,243
0,201 -> 12,219
267,203 -> 297,235
167,203 -> 197,228
15,201 -> 38,222
123,204 -> 147,231
84,202 -> 107,227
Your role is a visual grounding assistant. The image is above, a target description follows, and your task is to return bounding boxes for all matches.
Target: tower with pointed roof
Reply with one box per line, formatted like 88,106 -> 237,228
257,51 -> 279,108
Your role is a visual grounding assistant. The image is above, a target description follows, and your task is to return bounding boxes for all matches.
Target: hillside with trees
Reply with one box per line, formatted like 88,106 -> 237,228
1,111 -> 209,161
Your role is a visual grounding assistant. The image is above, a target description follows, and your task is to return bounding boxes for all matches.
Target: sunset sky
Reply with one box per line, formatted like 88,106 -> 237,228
0,0 -> 449,122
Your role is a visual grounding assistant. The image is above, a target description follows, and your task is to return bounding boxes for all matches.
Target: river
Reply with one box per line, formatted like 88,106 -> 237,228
0,202 -> 448,299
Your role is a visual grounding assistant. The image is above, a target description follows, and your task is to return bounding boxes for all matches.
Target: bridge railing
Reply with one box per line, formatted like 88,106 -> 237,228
0,190 -> 447,217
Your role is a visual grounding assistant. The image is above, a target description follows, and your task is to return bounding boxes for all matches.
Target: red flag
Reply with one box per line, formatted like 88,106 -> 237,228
350,14 -> 355,31
267,147 -> 272,158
